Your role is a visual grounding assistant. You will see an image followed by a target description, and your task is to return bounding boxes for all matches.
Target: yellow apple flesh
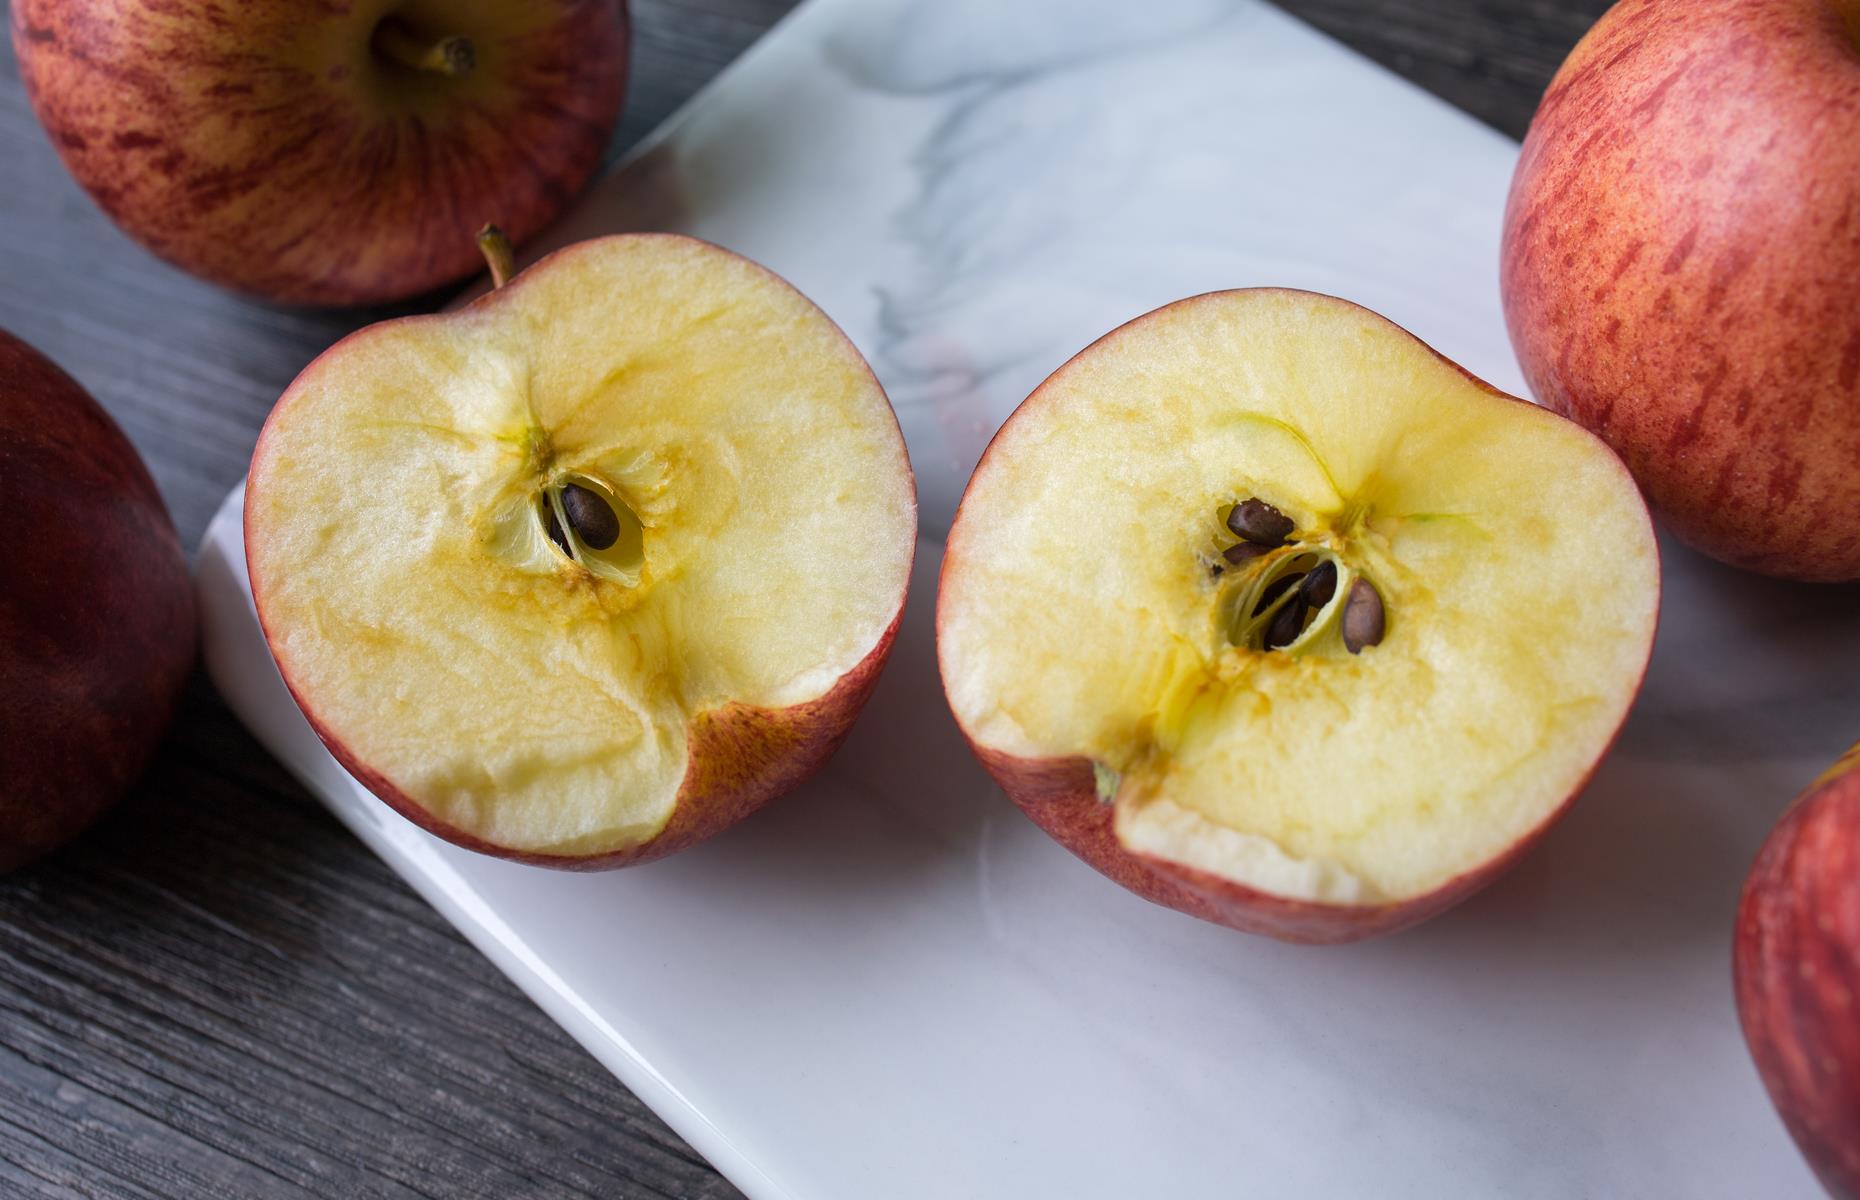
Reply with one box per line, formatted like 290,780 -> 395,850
246,235 -> 916,864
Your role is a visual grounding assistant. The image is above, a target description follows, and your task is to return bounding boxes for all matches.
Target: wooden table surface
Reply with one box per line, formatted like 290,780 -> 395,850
0,1 -> 1609,1195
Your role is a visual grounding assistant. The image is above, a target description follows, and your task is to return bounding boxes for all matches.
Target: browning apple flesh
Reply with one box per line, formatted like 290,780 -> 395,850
937,289 -> 1660,942
245,234 -> 916,865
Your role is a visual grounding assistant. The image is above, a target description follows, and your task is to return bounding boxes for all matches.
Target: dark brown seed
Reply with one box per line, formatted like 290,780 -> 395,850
1253,572 -> 1304,616
1227,498 -> 1294,546
543,501 -> 571,555
561,482 -> 620,550
1264,594 -> 1307,651
1342,578 -> 1386,654
1223,541 -> 1273,566
1301,560 -> 1338,608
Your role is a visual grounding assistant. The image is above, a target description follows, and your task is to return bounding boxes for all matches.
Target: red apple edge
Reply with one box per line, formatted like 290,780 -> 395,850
1734,740 -> 1860,1198
0,331 -> 196,871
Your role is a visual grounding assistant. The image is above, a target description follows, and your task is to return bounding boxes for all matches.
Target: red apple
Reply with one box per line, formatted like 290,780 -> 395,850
1736,740 -> 1860,1198
244,233 -> 917,866
937,289 -> 1659,943
1501,0 -> 1860,582
0,330 -> 195,871
10,0 -> 629,306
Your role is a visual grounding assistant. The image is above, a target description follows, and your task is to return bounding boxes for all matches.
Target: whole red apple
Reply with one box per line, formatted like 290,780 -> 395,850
1501,0 -> 1860,582
10,0 -> 629,306
0,330 -> 195,871
1736,740 -> 1860,1198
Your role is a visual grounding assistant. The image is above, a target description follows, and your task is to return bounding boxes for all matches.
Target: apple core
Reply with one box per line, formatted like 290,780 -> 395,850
1213,498 -> 1386,657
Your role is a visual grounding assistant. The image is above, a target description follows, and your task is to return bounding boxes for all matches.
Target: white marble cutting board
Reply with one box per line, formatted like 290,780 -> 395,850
197,0 -> 1859,1195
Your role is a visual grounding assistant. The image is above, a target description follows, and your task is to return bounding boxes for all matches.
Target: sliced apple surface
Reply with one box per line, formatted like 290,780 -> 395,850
246,234 -> 915,865
938,289 -> 1658,941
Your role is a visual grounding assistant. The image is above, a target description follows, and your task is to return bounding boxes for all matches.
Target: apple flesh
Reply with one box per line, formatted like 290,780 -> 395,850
1501,0 -> 1860,582
1735,740 -> 1860,1198
11,0 -> 629,306
0,330 -> 195,871
937,289 -> 1659,943
245,234 -> 916,865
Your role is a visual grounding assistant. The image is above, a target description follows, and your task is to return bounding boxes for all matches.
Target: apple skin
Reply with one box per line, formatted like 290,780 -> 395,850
0,330 -> 195,872
11,0 -> 628,306
1501,0 -> 1860,582
939,289 -> 1655,944
1735,740 -> 1860,1197
246,233 -> 916,866
966,747 -> 1595,946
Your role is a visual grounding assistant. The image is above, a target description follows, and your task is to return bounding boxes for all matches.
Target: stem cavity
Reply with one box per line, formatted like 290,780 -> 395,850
373,20 -> 476,77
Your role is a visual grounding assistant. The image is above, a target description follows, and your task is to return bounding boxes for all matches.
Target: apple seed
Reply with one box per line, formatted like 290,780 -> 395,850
1253,571 -> 1305,616
1301,560 -> 1338,609
1264,593 -> 1307,650
541,498 -> 571,556
1223,541 -> 1273,566
562,483 -> 621,551
1227,498 -> 1293,546
1342,578 -> 1386,654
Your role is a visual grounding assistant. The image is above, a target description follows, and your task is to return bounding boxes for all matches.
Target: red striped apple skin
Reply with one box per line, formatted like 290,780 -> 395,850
966,746 -> 1605,945
0,331 -> 194,871
1735,742 -> 1860,1198
1502,0 -> 1860,582
11,0 -> 628,306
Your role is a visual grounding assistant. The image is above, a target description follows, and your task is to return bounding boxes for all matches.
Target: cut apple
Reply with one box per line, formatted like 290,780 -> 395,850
937,289 -> 1658,942
246,234 -> 916,866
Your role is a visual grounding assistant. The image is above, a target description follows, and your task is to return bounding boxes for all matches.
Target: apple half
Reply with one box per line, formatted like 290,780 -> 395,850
1735,739 -> 1860,1199
246,234 -> 916,866
937,289 -> 1659,942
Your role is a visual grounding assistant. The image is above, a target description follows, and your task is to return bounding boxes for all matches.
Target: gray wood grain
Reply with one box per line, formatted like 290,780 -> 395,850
0,1 -> 1605,1196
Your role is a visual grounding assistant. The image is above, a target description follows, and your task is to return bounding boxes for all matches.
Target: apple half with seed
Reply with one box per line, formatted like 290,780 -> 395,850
937,289 -> 1659,942
246,234 -> 915,865
1735,739 -> 1860,1198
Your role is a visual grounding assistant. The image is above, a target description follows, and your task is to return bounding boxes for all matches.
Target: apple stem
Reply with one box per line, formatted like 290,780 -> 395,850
476,225 -> 516,289
372,20 -> 475,77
